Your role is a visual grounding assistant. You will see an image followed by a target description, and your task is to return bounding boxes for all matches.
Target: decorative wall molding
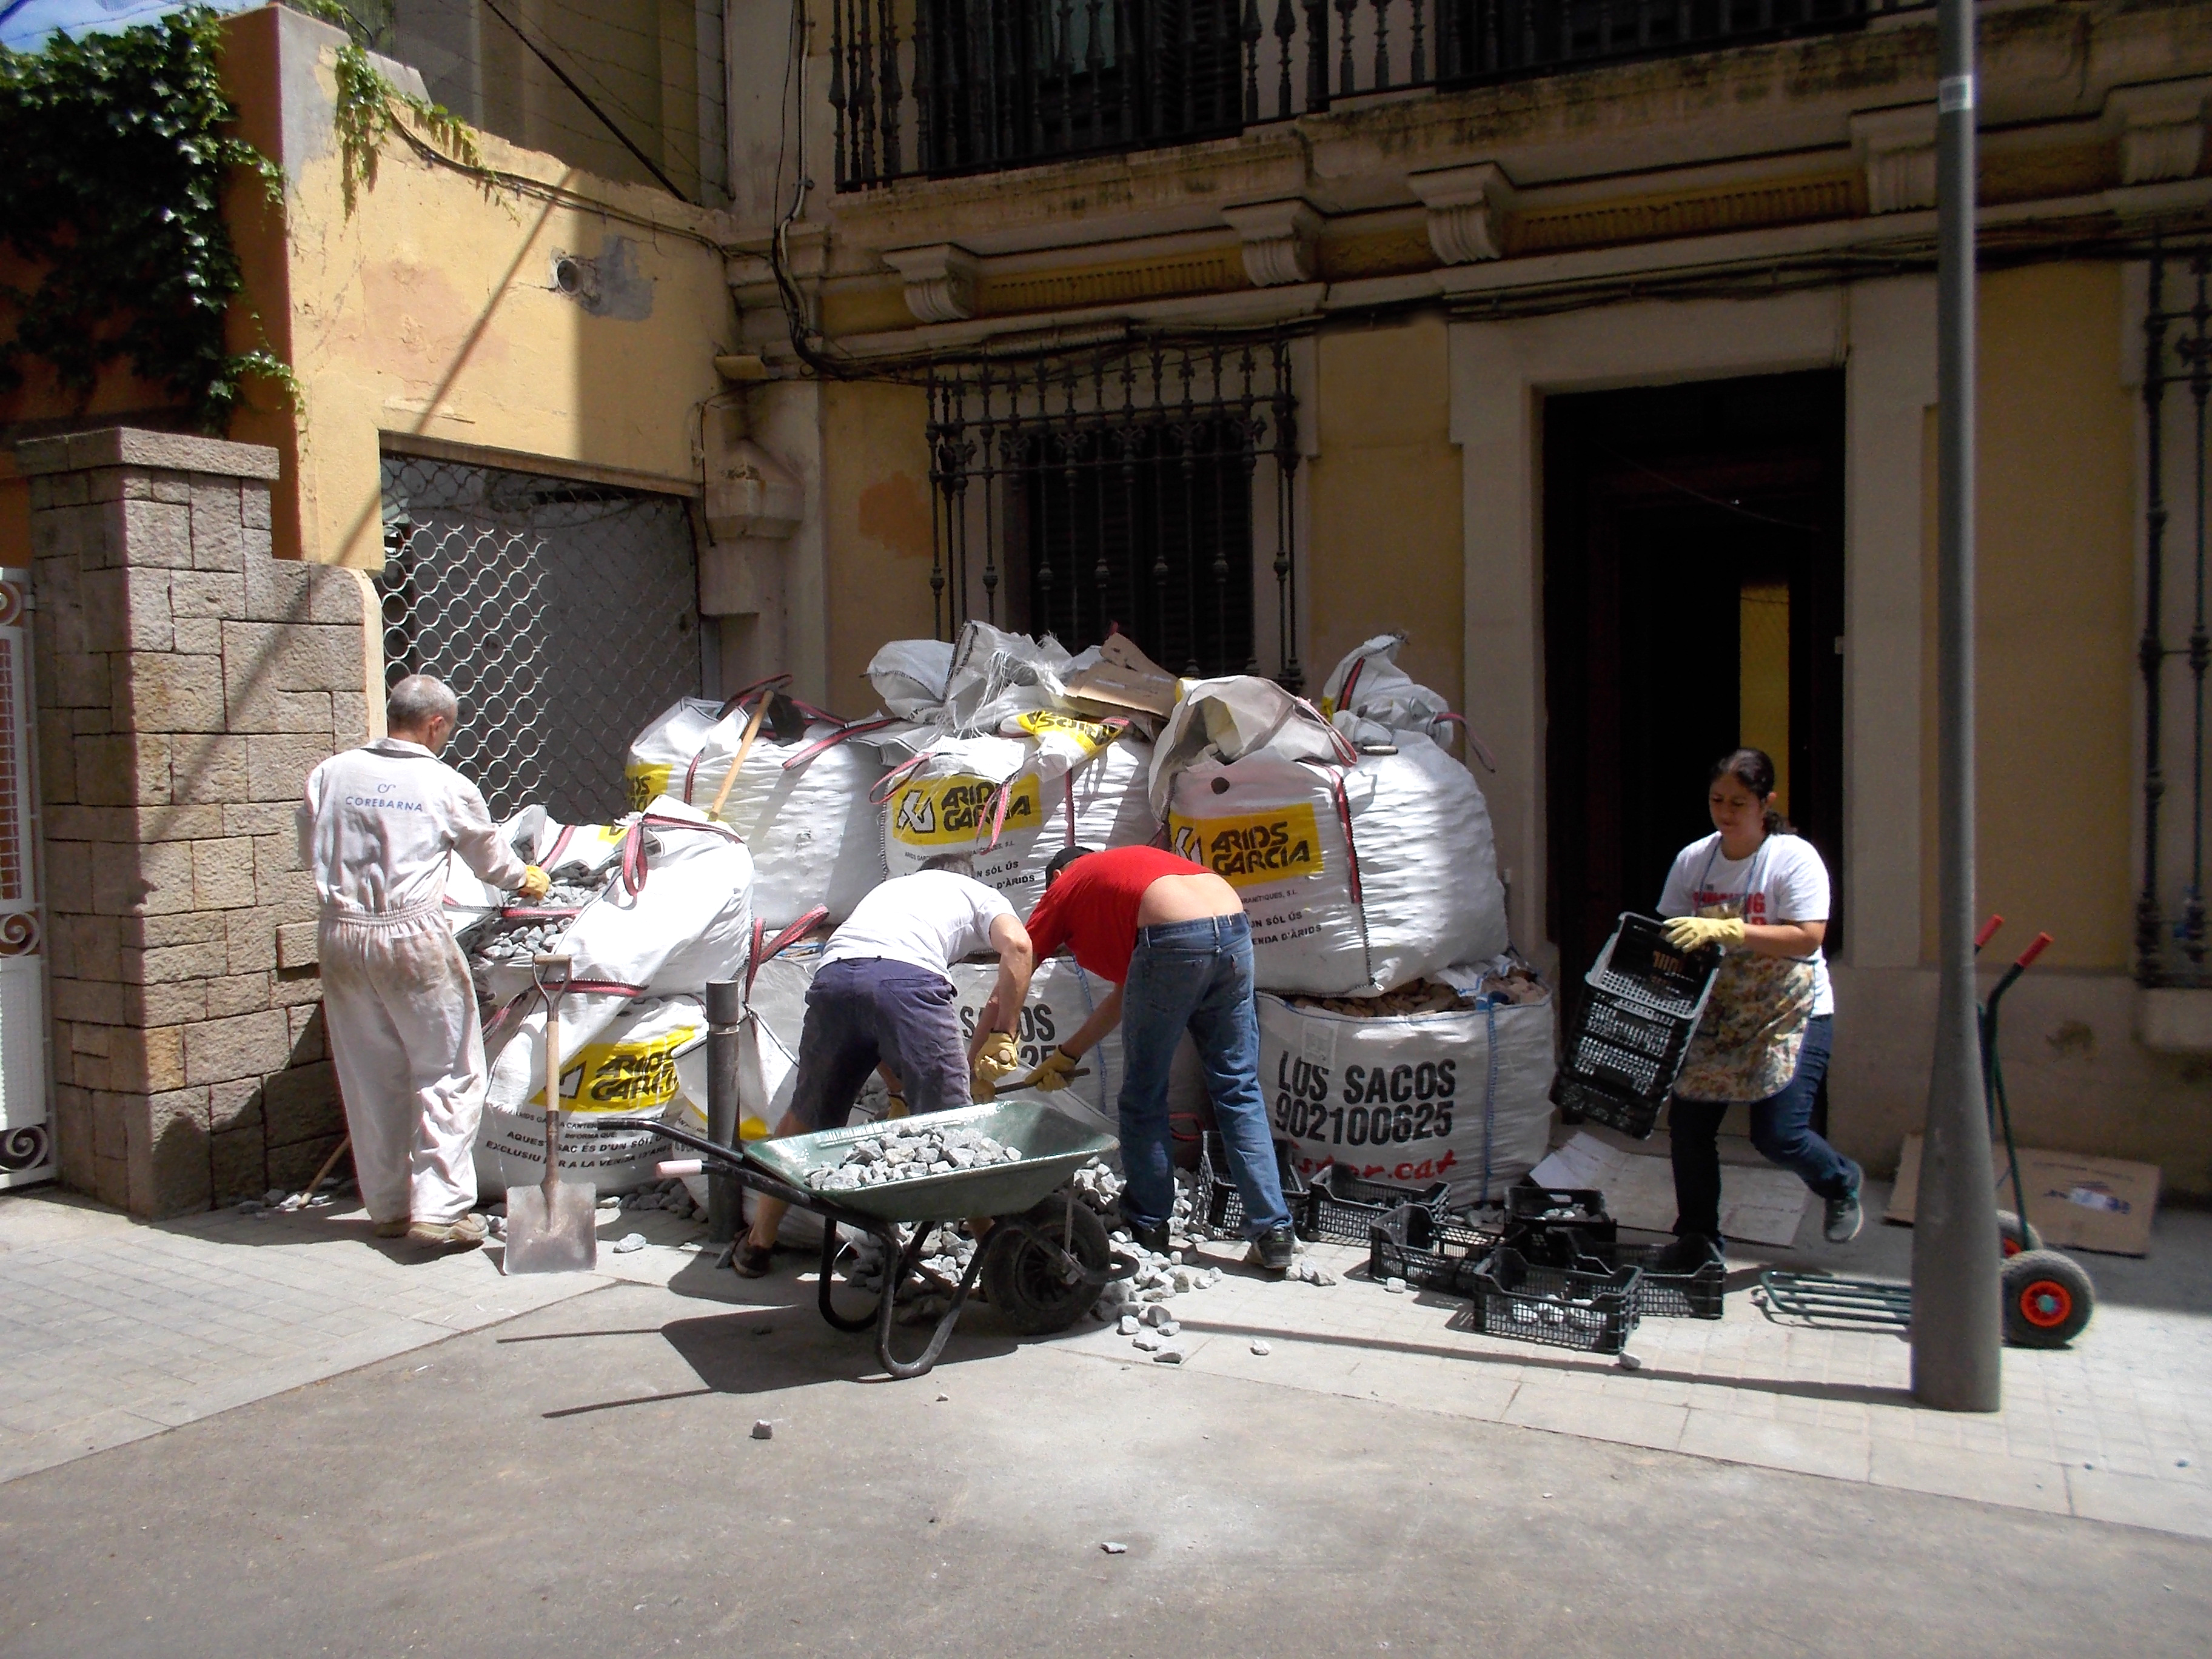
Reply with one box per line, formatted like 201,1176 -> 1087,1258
1221,199 -> 1321,287
1851,106 -> 1938,214
2108,80 -> 2210,186
1408,163 -> 1518,264
883,243 -> 981,323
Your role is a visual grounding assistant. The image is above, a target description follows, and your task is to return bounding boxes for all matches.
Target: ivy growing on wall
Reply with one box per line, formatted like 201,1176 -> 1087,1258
301,0 -> 491,215
0,7 -> 290,434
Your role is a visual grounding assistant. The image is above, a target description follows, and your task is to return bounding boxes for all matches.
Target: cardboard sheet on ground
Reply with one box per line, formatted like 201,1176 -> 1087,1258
1886,1133 -> 2159,1255
1529,1130 -> 1811,1246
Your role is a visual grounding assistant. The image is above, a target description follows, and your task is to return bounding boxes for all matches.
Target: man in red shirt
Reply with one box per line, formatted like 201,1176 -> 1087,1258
990,844 -> 1296,1269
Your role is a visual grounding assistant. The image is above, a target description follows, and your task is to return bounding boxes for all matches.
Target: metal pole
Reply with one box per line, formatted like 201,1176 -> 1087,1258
1911,0 -> 2002,1412
705,978 -> 744,1245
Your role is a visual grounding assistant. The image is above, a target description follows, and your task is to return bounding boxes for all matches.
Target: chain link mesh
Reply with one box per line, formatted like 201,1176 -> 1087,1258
378,454 -> 703,822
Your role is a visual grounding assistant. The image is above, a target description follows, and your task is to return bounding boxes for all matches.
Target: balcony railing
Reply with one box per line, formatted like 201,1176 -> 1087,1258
832,0 -> 1930,188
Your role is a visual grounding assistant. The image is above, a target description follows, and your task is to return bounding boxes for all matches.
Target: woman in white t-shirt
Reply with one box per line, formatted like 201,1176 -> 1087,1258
1657,748 -> 1863,1264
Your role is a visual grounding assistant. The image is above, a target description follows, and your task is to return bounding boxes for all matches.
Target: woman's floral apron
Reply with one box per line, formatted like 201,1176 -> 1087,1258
1671,839 -> 1817,1105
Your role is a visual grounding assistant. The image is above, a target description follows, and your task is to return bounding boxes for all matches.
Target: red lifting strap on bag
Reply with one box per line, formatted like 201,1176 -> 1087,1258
1329,770 -> 1364,908
746,907 -> 829,1001
783,714 -> 900,772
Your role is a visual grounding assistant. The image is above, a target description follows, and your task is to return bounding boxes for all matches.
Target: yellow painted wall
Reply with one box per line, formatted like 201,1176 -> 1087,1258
1306,317 -> 1464,708
1919,261 -> 2137,969
822,381 -> 936,712
221,7 -> 735,570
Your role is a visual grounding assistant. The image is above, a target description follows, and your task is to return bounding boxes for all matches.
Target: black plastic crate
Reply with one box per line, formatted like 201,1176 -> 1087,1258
1466,1247 -> 1641,1355
1572,1239 -> 1726,1320
1196,1131 -> 1316,1239
1310,1165 -> 1451,1245
1549,1074 -> 1666,1139
1584,912 -> 1721,1021
1367,1202 -> 1489,1293
1504,1184 -> 1616,1243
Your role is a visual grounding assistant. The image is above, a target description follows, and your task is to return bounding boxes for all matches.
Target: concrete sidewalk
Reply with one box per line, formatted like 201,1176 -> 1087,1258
3,1177 -> 2208,1541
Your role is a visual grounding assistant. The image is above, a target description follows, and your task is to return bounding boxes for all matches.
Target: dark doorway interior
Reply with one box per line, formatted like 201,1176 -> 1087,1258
1544,370 -> 1846,987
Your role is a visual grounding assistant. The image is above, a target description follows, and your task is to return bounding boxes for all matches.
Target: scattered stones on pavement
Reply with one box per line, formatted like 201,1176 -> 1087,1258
1118,1314 -> 1140,1336
1101,1541 -> 1128,1555
751,1419 -> 774,1440
620,1178 -> 703,1222
1153,1347 -> 1185,1365
1250,1339 -> 1272,1355
611,1232 -> 646,1253
1386,1276 -> 1407,1294
1131,1330 -> 1165,1352
1289,1259 -> 1336,1286
1616,1352 -> 1644,1371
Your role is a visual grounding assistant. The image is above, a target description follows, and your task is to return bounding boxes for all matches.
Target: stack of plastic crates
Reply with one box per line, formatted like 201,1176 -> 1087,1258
1367,1203 -> 1493,1293
1570,1239 -> 1726,1319
1465,1247 -> 1642,1355
1310,1164 -> 1451,1245
1195,1131 -> 1316,1238
1549,913 -> 1720,1138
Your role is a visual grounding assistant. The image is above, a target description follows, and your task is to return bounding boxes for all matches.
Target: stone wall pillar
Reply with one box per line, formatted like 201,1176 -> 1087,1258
18,429 -> 374,1219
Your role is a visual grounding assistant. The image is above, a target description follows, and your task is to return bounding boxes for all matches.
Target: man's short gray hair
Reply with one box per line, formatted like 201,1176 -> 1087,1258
387,674 -> 458,731
919,853 -> 977,877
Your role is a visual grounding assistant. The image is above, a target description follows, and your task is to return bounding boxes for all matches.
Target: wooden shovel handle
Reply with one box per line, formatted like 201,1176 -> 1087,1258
708,692 -> 774,822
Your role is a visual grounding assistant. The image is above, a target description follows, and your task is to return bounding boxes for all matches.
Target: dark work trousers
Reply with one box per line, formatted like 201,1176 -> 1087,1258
1669,1015 -> 1858,1244
787,958 -> 971,1132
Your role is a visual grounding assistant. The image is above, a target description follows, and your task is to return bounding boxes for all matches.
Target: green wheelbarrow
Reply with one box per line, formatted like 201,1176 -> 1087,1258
591,1101 -> 1135,1380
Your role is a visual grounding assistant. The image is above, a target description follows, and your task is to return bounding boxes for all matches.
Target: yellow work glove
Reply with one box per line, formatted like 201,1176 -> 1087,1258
1664,915 -> 1745,953
516,865 -> 551,901
1028,1048 -> 1081,1094
971,1031 -> 1019,1102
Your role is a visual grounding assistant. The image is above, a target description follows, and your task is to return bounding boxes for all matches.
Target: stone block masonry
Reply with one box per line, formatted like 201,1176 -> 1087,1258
18,429 -> 378,1219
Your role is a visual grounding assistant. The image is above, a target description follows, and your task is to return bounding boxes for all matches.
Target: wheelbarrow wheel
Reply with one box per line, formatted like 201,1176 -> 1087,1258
1996,1208 -> 2043,1258
981,1197 -> 1110,1336
2001,1248 -> 2094,1348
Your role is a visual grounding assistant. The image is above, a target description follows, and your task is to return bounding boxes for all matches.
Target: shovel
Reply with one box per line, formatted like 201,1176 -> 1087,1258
503,953 -> 598,1275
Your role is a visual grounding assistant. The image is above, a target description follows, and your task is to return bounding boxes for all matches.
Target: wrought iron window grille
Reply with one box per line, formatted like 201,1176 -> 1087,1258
2137,243 -> 2212,988
925,337 -> 1305,688
378,454 -> 706,822
833,0 -> 1932,188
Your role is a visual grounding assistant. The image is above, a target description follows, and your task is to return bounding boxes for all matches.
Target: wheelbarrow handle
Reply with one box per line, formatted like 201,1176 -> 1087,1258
2015,931 -> 2053,970
1974,915 -> 2005,953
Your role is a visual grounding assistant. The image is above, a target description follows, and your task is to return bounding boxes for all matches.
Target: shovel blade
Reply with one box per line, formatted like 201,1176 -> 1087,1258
503,1179 -> 598,1275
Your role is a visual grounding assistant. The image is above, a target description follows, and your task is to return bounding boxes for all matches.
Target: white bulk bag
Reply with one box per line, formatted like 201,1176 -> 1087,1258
1256,978 -> 1556,1208
475,994 -> 703,1194
1165,731 -> 1507,996
484,798 -> 754,1113
946,954 -> 1122,1133
879,726 -> 1160,910
626,696 -> 887,927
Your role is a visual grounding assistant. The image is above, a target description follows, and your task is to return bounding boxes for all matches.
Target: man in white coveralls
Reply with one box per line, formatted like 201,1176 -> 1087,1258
298,675 -> 551,1251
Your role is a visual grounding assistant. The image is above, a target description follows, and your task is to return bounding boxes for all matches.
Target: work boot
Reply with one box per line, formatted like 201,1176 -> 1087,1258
1252,1223 -> 1296,1273
407,1213 -> 487,1252
370,1218 -> 411,1239
1823,1187 -> 1864,1245
1128,1219 -> 1170,1256
1655,1234 -> 1722,1274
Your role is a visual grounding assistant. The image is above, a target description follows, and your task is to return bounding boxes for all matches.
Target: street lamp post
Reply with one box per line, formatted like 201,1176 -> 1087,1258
1911,0 -> 2003,1412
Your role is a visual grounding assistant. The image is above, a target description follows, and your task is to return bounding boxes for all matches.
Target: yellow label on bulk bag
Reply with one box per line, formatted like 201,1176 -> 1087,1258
1168,803 -> 1325,888
625,765 -> 672,812
540,1027 -> 700,1110
1010,709 -> 1121,756
889,773 -> 1043,845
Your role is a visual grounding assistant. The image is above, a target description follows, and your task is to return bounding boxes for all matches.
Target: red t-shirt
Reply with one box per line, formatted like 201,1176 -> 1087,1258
1023,846 -> 1210,985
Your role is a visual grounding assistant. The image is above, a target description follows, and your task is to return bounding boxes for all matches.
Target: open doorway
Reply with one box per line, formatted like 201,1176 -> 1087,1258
1543,370 -> 1846,986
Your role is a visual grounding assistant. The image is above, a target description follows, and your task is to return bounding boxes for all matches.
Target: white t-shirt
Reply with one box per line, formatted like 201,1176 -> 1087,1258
819,871 -> 1015,983
1658,832 -> 1835,1017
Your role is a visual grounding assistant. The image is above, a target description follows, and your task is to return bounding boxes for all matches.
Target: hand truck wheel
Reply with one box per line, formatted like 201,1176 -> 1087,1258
2000,1248 -> 2094,1348
1996,1208 -> 2043,1259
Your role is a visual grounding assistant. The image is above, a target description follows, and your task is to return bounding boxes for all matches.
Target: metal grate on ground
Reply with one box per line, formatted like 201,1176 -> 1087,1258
378,454 -> 704,823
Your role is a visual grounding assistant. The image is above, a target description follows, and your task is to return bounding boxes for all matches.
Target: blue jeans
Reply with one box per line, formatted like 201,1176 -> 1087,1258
1117,914 -> 1292,1238
1669,1014 -> 1858,1243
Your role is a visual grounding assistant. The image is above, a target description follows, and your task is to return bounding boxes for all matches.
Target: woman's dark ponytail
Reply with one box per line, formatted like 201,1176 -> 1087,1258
1712,748 -> 1791,835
